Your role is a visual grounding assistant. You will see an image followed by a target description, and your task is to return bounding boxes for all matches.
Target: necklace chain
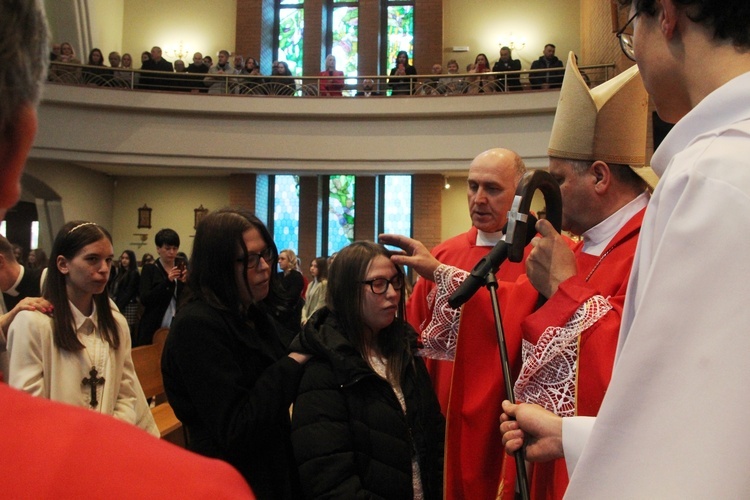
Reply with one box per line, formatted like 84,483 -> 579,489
585,241 -> 622,282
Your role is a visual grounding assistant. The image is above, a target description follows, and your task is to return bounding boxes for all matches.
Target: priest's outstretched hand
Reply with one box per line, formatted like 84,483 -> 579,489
526,218 -> 577,298
500,400 -> 564,462
379,234 -> 442,282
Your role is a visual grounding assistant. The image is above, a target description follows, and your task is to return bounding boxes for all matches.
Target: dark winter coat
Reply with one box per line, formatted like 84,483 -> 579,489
162,298 -> 305,499
290,308 -> 445,499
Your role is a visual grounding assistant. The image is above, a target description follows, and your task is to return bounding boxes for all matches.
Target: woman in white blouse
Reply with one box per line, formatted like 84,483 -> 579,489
7,221 -> 157,436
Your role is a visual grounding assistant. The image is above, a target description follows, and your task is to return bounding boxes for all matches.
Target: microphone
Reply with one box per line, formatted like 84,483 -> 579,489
448,214 -> 537,309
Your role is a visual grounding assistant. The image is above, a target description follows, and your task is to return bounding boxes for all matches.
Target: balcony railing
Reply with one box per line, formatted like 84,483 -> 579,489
48,62 -> 615,97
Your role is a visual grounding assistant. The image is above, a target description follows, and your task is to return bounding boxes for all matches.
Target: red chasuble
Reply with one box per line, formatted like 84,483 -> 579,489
407,226 -> 527,500
505,208 -> 645,499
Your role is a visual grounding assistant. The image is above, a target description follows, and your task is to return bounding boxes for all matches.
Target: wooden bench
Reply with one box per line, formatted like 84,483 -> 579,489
131,328 -> 185,445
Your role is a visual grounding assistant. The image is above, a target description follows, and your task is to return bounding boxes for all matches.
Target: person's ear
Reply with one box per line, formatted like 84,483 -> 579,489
57,255 -> 70,275
659,0 -> 679,39
591,161 -> 612,193
0,105 -> 38,214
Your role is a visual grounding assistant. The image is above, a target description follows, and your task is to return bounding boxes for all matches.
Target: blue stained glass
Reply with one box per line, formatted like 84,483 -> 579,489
274,175 -> 300,258
383,175 -> 411,237
329,175 -> 355,254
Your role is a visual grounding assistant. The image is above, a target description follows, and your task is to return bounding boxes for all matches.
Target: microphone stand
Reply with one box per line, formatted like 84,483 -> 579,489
484,273 -> 531,500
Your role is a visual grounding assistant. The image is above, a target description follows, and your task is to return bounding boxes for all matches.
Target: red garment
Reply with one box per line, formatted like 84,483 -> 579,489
505,208 -> 645,499
319,70 -> 345,96
0,382 -> 254,499
406,226 -> 526,500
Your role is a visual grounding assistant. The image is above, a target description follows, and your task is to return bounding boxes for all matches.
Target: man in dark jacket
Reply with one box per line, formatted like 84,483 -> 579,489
493,46 -> 523,91
530,43 -> 564,89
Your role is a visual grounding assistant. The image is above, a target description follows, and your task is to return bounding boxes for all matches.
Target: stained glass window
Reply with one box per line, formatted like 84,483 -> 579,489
385,3 -> 414,71
274,175 -> 300,258
331,3 -> 358,96
383,175 -> 411,237
278,0 -> 304,77
328,175 -> 355,254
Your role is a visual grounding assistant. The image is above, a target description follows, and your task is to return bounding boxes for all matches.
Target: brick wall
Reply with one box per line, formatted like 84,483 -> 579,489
411,174 -> 443,251
354,176 -> 376,242
228,173 -> 257,211
298,175 -> 319,272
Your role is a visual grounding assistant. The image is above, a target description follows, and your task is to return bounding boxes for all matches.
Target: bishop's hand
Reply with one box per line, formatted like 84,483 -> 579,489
526,219 -> 577,298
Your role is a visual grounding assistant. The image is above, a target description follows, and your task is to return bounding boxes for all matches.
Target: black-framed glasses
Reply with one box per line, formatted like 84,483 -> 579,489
236,247 -> 274,269
617,11 -> 639,62
361,275 -> 404,295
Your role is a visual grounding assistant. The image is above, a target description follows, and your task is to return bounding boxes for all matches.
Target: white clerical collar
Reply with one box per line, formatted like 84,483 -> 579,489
581,192 -> 650,256
475,229 -> 505,247
70,300 -> 99,335
3,265 -> 25,296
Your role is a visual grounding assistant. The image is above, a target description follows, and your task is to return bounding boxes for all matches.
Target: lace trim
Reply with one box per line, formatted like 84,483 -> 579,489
514,295 -> 612,417
417,264 -> 468,361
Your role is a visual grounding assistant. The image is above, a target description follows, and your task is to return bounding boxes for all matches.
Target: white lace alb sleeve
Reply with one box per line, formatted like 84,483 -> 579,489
418,264 -> 468,361
513,295 -> 612,417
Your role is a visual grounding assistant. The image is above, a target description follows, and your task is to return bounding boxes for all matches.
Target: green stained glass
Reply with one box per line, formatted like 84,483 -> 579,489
386,5 -> 414,69
332,7 -> 358,80
329,175 -> 355,254
279,7 -> 304,77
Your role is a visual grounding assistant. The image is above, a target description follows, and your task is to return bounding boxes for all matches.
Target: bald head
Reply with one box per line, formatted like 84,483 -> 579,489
467,148 -> 526,233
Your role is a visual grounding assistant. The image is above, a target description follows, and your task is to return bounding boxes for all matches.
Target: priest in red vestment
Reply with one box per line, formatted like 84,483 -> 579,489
405,148 -> 527,500
384,51 -> 655,500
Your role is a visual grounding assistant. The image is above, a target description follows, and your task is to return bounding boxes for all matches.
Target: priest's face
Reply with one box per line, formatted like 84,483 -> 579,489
467,150 -> 520,233
549,157 -> 599,235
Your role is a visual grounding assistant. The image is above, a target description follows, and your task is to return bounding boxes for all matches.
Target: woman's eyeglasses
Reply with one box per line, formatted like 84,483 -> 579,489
236,247 -> 275,269
361,275 -> 404,295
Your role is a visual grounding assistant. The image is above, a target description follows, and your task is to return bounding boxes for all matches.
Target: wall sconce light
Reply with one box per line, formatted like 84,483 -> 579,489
137,204 -> 152,229
498,33 -> 526,52
131,233 -> 148,249
444,177 -> 451,189
194,204 -> 209,229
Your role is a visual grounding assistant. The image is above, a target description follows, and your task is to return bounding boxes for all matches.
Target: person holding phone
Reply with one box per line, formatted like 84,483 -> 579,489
136,228 -> 185,345
388,50 -> 417,95
467,53 -> 493,94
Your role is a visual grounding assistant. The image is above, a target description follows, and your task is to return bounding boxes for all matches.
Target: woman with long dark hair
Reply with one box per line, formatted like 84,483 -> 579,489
7,221 -> 157,435
109,249 -> 140,340
162,208 -> 310,499
291,241 -> 444,499
388,50 -> 418,95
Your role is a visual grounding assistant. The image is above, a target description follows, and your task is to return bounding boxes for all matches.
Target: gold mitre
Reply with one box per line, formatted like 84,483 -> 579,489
548,52 -> 656,187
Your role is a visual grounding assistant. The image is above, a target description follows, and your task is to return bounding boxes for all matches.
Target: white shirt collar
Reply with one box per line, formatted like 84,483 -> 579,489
475,229 -> 505,247
69,299 -> 98,335
581,192 -> 650,256
3,265 -> 25,296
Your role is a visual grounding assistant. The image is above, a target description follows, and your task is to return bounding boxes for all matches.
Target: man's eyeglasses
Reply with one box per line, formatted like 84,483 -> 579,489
617,11 -> 639,62
361,275 -> 404,295
237,247 -> 274,269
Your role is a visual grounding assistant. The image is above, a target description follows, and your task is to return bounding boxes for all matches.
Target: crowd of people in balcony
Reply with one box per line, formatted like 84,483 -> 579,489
48,41 -> 570,96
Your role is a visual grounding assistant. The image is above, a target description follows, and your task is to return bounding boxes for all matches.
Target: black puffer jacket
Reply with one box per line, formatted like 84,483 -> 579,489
290,308 -> 445,500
